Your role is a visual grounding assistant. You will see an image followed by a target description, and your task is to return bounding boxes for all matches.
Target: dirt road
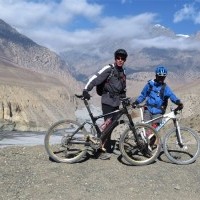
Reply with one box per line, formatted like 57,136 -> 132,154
0,145 -> 200,200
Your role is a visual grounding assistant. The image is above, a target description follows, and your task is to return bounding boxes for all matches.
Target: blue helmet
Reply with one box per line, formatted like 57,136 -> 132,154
155,66 -> 168,77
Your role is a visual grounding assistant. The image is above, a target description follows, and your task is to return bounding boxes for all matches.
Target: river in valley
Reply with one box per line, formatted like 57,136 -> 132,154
0,105 -> 102,148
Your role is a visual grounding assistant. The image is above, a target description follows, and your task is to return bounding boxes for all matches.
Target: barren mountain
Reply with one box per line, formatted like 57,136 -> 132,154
60,24 -> 200,83
0,19 -> 79,90
0,19 -> 82,131
58,22 -> 200,135
0,18 -> 199,134
0,58 -> 78,131
173,78 -> 200,133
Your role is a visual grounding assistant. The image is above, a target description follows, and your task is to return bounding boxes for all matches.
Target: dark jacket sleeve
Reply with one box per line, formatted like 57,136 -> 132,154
84,65 -> 113,91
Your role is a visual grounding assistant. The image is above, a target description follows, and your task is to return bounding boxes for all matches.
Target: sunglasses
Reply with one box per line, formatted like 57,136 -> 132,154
157,74 -> 166,78
116,56 -> 126,61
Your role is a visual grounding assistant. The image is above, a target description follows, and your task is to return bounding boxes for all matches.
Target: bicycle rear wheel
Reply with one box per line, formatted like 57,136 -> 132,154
163,126 -> 200,165
44,120 -> 88,163
119,123 -> 161,166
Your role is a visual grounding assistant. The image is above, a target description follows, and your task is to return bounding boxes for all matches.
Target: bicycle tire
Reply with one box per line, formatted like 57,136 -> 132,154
119,123 -> 161,166
163,126 -> 200,165
44,120 -> 88,163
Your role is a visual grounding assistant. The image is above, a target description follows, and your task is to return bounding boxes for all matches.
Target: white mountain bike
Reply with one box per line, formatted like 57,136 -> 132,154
136,105 -> 200,165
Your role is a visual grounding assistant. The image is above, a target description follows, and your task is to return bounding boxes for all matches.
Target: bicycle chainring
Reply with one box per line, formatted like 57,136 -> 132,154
89,137 -> 102,150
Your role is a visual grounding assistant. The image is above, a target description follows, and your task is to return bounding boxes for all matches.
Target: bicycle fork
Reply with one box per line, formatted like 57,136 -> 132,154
129,123 -> 148,150
174,119 -> 185,149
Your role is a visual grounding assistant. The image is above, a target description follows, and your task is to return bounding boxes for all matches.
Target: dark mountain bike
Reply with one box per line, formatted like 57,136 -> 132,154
44,95 -> 162,165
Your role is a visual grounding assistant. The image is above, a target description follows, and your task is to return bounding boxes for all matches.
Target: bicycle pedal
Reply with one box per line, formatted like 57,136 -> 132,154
101,147 -> 106,152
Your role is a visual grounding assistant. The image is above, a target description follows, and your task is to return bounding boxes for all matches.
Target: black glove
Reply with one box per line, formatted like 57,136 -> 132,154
120,93 -> 126,99
177,102 -> 184,110
82,90 -> 90,100
132,101 -> 138,109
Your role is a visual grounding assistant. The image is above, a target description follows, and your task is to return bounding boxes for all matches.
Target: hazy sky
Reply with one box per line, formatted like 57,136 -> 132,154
0,0 -> 200,53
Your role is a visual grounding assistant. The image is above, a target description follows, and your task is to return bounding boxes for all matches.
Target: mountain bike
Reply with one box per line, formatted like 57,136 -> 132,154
44,95 -> 162,165
136,104 -> 200,165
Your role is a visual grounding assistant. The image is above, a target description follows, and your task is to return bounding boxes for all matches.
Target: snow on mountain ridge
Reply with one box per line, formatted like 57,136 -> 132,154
176,34 -> 190,38
154,24 -> 166,29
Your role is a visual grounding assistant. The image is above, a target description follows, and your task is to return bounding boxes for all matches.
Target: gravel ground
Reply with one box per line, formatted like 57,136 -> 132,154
0,145 -> 200,200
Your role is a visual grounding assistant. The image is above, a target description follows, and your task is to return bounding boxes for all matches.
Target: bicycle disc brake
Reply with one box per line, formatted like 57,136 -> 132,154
137,139 -> 152,157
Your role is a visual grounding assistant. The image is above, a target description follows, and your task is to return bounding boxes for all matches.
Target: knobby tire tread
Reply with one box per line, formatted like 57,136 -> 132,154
119,123 -> 161,166
44,120 -> 87,163
163,126 -> 200,165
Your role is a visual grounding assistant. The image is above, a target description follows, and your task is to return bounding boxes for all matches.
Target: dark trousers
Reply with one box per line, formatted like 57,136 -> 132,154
102,103 -> 119,120
101,104 -> 119,153
143,108 -> 162,126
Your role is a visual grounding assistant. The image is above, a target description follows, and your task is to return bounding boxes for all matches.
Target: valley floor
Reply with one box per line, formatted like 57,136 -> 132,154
0,145 -> 200,200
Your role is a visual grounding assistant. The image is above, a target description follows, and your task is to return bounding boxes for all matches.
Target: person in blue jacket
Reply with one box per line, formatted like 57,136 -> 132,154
132,66 -> 183,127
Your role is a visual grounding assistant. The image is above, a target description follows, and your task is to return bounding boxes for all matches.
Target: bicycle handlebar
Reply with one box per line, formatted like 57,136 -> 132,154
133,103 -> 183,115
120,97 -> 131,104
75,94 -> 84,99
174,105 -> 183,115
75,94 -> 183,113
75,94 -> 131,103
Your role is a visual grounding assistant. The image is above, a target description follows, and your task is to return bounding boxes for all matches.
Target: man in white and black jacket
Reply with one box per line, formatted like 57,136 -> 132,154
82,49 -> 128,159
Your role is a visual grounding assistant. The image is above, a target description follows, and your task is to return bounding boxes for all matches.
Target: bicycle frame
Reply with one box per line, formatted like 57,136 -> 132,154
140,109 -> 175,131
138,106 -> 184,146
73,94 -> 142,147
83,98 -> 137,142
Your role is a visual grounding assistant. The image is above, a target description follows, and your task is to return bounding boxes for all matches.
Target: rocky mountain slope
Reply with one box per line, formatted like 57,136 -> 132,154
0,18 -> 199,133
0,19 -> 79,89
0,19 -> 82,131
60,24 -> 200,83
0,59 -> 78,131
59,22 -> 200,134
173,78 -> 200,133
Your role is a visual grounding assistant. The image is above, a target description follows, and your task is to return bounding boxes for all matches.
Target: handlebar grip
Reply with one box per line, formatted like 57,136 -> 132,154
121,97 -> 131,106
174,105 -> 183,114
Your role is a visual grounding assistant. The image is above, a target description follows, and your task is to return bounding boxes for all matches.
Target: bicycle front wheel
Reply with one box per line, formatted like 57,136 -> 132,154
163,126 -> 200,165
119,123 -> 161,166
44,120 -> 88,163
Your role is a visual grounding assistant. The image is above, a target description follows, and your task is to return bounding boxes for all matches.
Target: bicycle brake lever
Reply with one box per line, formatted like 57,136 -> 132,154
75,94 -> 83,98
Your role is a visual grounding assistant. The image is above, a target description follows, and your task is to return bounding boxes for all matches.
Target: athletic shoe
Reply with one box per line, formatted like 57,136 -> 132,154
99,152 -> 111,160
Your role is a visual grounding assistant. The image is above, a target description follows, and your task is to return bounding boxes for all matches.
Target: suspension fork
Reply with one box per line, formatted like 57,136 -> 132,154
173,119 -> 184,148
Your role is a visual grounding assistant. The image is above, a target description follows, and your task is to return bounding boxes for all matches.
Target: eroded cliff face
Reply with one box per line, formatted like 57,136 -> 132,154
0,84 -> 77,131
0,19 -> 82,132
0,58 -> 80,132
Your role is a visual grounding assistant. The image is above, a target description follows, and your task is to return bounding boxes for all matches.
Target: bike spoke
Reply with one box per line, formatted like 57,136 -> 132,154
164,127 -> 200,165
119,123 -> 161,166
45,120 -> 87,163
